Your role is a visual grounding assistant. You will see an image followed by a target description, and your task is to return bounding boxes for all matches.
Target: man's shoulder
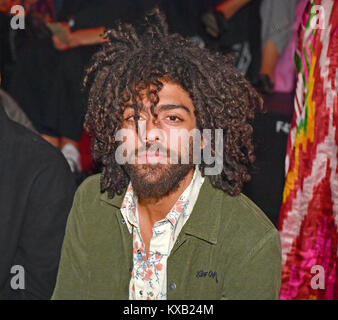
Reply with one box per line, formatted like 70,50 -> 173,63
75,173 -> 125,208
72,174 -> 127,231
8,119 -> 68,167
77,173 -> 101,193
228,192 -> 277,232
202,185 -> 281,299
1,118 -> 75,190
204,179 -> 279,246
76,174 -> 102,204
203,178 -> 276,232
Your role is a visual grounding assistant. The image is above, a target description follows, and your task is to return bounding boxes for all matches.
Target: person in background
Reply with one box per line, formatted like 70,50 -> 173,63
0,101 -> 76,299
203,0 -> 298,94
257,0 -> 298,94
0,87 -> 36,131
202,0 -> 262,83
29,0 -> 154,173
5,0 -> 60,142
273,0 -> 309,93
0,0 -> 58,130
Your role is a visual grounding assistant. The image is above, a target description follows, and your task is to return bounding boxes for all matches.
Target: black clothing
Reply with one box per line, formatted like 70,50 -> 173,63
205,0 -> 262,81
0,104 -> 76,299
47,46 -> 96,141
7,39 -> 61,136
46,0 -> 155,141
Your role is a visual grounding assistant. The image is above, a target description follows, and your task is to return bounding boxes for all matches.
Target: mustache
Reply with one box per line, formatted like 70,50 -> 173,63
136,142 -> 170,156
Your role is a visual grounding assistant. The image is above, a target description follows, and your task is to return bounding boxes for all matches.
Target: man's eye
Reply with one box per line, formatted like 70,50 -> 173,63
167,115 -> 182,122
125,115 -> 139,122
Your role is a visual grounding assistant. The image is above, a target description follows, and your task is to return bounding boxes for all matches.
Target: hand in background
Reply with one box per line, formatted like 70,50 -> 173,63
49,22 -> 72,50
50,22 -> 106,51
52,34 -> 70,50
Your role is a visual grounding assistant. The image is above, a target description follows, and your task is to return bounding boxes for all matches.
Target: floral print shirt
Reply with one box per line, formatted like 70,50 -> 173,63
120,167 -> 205,300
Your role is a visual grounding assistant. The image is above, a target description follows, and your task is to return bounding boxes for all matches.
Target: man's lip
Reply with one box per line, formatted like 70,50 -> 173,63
137,151 -> 167,163
138,150 -> 165,157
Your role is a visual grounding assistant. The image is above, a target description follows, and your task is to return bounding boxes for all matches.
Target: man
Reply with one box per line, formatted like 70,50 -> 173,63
0,100 -> 76,299
52,9 -> 281,300
0,88 -> 36,131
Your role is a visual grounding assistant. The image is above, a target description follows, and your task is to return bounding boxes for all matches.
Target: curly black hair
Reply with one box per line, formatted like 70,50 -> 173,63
84,8 -> 263,198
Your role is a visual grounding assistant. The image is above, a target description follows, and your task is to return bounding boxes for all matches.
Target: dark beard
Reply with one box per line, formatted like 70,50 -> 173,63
124,163 -> 194,200
122,134 -> 197,200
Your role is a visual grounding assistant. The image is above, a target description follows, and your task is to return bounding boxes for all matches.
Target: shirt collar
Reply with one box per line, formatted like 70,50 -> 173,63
120,184 -> 138,229
120,166 -> 204,233
100,168 -> 232,245
166,166 -> 204,226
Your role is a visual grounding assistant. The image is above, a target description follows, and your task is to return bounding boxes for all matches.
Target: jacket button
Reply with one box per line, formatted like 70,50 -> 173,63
169,282 -> 177,291
121,218 -> 126,224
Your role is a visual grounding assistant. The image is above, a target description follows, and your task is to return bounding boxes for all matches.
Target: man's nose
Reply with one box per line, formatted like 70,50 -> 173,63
140,117 -> 165,142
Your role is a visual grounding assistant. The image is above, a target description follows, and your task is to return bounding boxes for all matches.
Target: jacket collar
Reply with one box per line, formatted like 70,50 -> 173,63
182,176 -> 225,244
100,187 -> 126,209
100,175 -> 229,245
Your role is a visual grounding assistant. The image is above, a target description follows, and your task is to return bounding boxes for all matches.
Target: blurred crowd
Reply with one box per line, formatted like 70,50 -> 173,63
0,0 -> 298,174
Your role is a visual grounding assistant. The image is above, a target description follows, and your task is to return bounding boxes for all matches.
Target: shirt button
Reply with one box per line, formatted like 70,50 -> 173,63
169,282 -> 177,291
139,290 -> 143,296
149,292 -> 154,297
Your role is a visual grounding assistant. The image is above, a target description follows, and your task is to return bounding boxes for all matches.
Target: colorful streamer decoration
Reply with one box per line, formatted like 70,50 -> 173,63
278,0 -> 337,300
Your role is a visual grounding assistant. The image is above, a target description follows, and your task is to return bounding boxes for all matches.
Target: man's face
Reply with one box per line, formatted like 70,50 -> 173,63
121,81 -> 198,200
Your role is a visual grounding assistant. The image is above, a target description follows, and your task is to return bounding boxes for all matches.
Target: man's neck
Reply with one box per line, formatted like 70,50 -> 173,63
136,167 -> 195,256
137,168 -> 195,226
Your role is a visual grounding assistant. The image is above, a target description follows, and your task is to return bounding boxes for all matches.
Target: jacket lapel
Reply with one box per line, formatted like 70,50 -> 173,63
182,177 -> 224,245
100,187 -> 126,209
100,175 -> 230,245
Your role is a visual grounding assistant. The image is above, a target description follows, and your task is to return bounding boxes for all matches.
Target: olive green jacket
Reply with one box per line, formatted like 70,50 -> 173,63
52,174 -> 281,300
